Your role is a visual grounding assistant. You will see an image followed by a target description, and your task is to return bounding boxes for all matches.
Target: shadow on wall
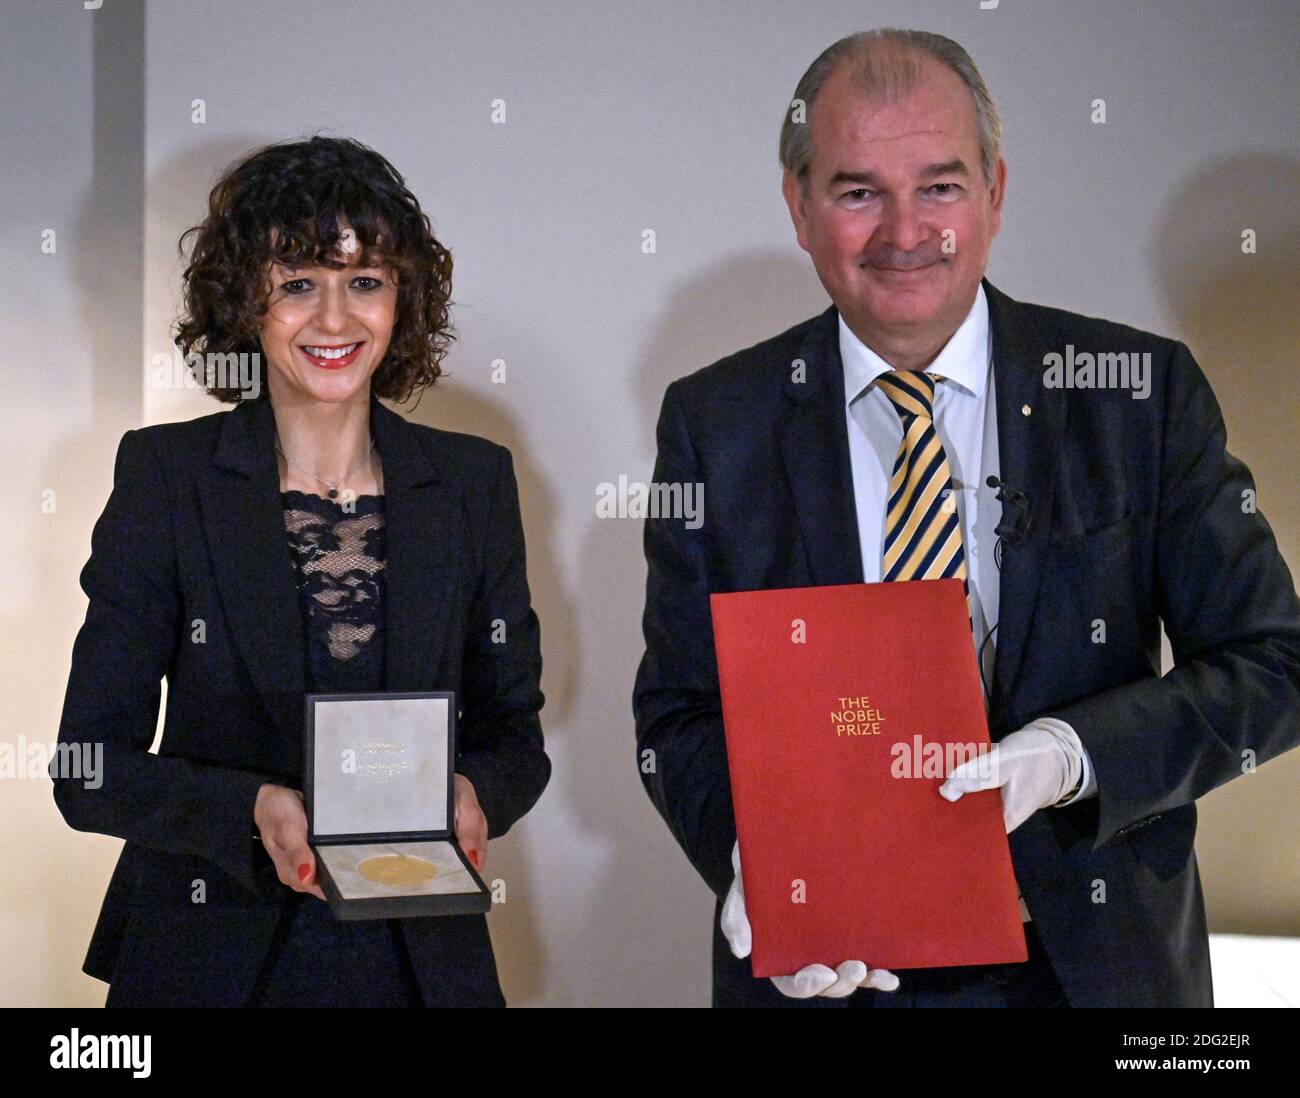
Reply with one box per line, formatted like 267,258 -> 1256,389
43,0 -> 145,1008
1152,151 -> 1300,543
1150,152 -> 1300,936
630,249 -> 830,453
419,249 -> 824,1003
396,379 -> 569,1003
541,251 -> 825,1005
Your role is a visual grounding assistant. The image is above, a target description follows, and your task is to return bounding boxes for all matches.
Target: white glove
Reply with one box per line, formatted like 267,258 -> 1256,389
939,719 -> 1083,833
720,840 -> 900,998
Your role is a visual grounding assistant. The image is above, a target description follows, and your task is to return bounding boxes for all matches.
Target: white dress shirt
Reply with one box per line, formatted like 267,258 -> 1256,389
838,284 -> 1095,923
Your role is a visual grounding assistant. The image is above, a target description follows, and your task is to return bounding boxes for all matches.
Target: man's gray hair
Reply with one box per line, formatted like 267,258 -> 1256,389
779,29 -> 1003,189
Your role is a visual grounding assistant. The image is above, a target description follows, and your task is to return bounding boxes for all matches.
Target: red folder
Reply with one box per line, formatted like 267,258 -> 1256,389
710,578 -> 1027,978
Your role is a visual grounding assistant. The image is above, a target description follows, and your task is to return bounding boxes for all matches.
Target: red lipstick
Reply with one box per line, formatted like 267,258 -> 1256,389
298,341 -> 365,370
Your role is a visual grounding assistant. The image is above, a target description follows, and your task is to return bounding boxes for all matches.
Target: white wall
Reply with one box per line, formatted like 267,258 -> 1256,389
6,0 -> 1298,1006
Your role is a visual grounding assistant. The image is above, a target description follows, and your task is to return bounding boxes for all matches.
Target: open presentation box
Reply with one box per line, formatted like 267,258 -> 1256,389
304,691 -> 491,920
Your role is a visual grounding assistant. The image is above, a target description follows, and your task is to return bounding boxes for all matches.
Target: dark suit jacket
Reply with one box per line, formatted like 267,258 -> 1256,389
53,391 -> 550,1007
633,277 -> 1300,1008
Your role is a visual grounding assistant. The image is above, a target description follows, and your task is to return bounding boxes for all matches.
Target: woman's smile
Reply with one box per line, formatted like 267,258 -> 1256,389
297,340 -> 366,369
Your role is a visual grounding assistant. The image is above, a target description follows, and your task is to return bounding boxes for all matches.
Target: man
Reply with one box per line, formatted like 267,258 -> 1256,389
633,29 -> 1300,1007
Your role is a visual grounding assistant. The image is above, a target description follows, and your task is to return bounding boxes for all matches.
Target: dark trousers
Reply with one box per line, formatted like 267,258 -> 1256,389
849,920 -> 1069,1008
245,892 -> 423,1008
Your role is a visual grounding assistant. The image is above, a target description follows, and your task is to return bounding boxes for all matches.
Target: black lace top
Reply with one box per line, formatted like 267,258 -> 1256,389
280,490 -> 387,694
251,489 -> 421,1008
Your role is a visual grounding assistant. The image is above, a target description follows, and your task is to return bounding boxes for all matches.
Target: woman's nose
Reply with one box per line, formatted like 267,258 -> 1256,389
315,282 -> 350,332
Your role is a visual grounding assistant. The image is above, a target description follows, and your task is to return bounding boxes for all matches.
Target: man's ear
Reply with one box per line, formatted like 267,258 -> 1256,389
989,156 -> 1007,237
781,170 -> 811,254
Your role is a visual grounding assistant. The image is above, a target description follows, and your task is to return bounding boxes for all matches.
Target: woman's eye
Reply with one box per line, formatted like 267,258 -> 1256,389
280,276 -> 384,293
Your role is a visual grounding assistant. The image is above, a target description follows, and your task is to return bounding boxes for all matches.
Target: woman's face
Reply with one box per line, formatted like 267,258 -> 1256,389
259,221 -> 399,406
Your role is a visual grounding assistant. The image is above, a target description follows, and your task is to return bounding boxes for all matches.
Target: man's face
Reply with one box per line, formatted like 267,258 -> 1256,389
259,219 -> 398,405
782,57 -> 1005,350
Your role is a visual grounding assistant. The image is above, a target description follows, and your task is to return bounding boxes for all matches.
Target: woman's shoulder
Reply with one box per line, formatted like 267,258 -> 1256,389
105,409 -> 227,483
400,419 -> 514,483
128,406 -> 230,449
406,420 -> 506,460
128,404 -> 519,494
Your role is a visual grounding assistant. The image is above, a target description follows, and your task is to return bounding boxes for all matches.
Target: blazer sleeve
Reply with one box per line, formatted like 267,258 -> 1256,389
632,379 -> 737,901
1045,341 -> 1300,850
51,428 -> 281,896
453,445 -> 551,839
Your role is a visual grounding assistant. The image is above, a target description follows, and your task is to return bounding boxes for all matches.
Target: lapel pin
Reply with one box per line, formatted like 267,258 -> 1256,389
1021,403 -> 1032,416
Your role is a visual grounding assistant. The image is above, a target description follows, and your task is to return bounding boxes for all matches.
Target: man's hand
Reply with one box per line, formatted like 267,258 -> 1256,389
720,841 -> 900,998
939,719 -> 1084,833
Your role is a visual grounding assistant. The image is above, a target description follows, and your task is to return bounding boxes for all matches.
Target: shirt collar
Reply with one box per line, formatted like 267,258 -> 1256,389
840,281 -> 991,406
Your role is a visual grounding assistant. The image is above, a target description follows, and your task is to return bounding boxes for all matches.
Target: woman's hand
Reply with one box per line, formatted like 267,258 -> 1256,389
453,773 -> 488,874
254,783 -> 327,900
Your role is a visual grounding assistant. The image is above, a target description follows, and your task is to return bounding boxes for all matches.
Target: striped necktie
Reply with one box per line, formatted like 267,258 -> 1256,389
873,370 -> 969,597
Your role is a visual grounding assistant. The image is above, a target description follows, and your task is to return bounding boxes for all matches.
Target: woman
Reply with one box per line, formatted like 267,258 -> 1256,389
52,136 -> 550,1007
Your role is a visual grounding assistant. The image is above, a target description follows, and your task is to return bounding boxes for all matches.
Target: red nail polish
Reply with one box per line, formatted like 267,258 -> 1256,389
298,863 -> 312,882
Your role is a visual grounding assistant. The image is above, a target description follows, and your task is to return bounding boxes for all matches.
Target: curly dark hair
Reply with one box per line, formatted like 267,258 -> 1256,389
174,135 -> 454,405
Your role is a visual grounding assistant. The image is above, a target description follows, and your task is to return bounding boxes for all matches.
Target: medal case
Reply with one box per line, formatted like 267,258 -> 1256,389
305,691 -> 491,919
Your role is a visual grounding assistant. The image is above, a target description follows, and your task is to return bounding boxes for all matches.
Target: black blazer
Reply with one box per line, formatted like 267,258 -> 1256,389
633,277 -> 1300,1008
53,391 -> 550,1007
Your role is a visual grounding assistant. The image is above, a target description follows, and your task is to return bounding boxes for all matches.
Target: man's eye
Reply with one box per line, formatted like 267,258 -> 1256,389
928,183 -> 962,197
843,188 -> 874,201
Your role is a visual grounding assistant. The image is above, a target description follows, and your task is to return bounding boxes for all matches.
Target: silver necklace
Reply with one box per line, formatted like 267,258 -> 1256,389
275,433 -> 376,499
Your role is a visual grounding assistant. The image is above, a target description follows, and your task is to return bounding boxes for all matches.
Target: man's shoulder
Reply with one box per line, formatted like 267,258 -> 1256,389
999,288 -> 1181,358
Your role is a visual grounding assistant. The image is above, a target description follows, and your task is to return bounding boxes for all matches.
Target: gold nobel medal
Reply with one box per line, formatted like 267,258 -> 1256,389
358,853 -> 438,888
